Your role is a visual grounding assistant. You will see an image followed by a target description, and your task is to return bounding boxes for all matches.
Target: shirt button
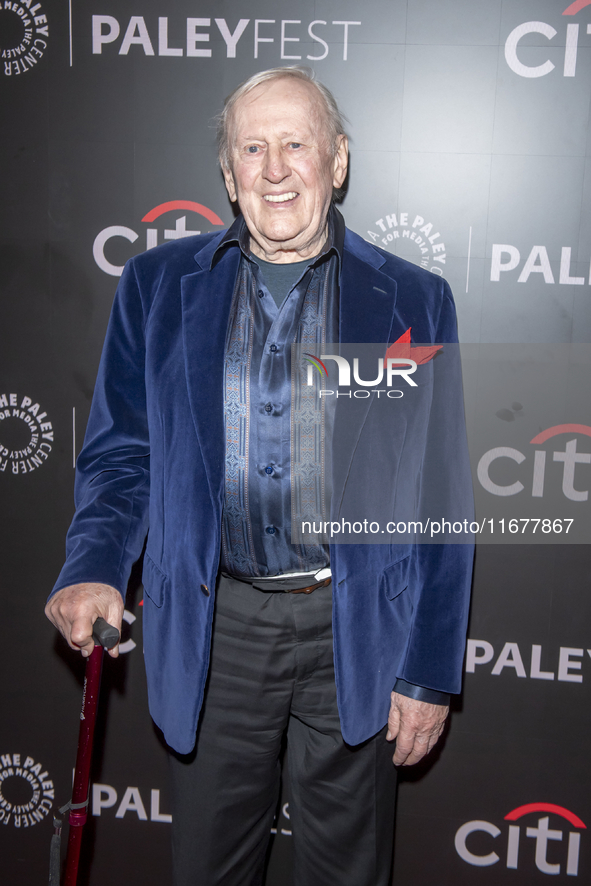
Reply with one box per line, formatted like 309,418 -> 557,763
270,344 -> 278,352
265,526 -> 276,535
265,465 -> 273,474
258,289 -> 264,298
200,584 -> 210,596
264,403 -> 273,413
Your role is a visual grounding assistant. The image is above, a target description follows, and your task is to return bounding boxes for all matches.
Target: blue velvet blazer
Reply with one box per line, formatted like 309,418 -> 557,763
52,226 -> 474,754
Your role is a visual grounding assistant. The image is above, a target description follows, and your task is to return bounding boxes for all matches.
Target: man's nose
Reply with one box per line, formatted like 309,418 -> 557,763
263,145 -> 290,182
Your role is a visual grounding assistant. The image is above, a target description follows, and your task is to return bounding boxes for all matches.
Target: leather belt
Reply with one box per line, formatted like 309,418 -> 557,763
284,576 -> 332,595
223,570 -> 332,595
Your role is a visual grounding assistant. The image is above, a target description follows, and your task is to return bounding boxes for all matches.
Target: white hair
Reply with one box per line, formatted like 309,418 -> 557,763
217,66 -> 348,171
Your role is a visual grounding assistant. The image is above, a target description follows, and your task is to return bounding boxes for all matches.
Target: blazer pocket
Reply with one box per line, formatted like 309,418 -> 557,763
142,552 -> 169,609
381,554 -> 411,601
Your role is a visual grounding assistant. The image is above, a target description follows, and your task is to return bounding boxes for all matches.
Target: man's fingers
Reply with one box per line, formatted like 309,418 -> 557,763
392,728 -> 431,766
386,692 -> 449,766
386,706 -> 401,741
392,728 -> 416,765
400,732 -> 431,766
104,608 -> 122,658
45,599 -> 89,653
72,633 -> 96,658
394,719 -> 446,766
45,583 -> 123,657
70,614 -> 96,654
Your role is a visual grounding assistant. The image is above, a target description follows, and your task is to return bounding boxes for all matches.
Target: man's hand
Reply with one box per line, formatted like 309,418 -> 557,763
386,691 -> 449,766
45,583 -> 124,658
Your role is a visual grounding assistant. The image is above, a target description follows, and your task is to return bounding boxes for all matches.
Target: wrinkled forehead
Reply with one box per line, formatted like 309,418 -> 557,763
229,78 -> 328,146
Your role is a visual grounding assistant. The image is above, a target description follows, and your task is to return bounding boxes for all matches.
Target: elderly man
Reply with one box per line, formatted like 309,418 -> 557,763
46,68 -> 473,885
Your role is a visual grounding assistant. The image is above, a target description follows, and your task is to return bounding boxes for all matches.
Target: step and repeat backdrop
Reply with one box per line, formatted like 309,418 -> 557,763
1,0 -> 590,883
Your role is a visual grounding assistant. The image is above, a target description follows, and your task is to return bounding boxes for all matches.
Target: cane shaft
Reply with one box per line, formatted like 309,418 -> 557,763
63,643 -> 104,885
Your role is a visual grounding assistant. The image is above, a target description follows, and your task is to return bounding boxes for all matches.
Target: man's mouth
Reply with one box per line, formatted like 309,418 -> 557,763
263,192 -> 298,203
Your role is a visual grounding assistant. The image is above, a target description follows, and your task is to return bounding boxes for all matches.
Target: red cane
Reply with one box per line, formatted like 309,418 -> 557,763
49,618 -> 120,886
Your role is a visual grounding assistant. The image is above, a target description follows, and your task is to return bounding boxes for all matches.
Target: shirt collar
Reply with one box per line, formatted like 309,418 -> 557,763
210,204 -> 345,271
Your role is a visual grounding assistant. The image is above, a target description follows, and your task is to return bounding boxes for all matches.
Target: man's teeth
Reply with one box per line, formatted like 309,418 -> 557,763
263,192 -> 298,203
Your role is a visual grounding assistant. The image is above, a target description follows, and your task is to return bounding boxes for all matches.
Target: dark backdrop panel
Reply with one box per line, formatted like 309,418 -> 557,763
1,1 -> 590,883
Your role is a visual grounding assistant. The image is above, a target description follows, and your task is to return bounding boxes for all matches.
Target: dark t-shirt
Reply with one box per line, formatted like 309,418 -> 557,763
251,256 -> 310,308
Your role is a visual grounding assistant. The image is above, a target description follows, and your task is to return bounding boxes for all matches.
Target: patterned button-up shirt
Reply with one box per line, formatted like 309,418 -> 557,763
215,208 -> 343,578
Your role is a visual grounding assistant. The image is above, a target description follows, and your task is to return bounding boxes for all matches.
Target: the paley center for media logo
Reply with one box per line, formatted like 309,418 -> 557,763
0,753 -> 54,828
0,393 -> 53,475
1,1 -> 49,77
365,212 -> 447,276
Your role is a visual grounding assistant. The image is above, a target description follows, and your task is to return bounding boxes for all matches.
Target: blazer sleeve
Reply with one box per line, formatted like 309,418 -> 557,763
396,281 -> 474,694
49,259 -> 151,599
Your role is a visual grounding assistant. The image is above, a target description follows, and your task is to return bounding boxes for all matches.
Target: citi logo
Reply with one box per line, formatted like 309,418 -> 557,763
455,804 -> 585,876
93,200 -> 225,277
491,245 -> 589,286
477,425 -> 591,501
505,2 -> 591,79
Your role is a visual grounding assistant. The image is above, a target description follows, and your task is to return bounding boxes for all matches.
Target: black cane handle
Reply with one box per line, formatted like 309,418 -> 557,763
92,617 -> 120,649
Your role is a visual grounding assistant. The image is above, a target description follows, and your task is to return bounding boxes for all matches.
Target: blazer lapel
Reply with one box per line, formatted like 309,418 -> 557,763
332,242 -> 402,515
180,246 -> 240,505
339,249 -> 398,345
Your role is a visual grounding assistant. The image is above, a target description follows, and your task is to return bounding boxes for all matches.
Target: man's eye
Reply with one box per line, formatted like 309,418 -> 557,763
246,145 -> 259,154
289,143 -> 302,149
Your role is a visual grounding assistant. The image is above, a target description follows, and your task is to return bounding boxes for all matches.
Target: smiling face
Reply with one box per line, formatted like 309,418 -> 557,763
222,77 -> 348,263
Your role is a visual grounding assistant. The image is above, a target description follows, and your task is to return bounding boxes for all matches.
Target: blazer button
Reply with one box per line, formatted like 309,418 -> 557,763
200,584 -> 210,596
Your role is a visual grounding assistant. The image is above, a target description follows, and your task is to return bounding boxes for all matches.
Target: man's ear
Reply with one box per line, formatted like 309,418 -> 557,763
332,135 -> 349,190
222,165 -> 237,202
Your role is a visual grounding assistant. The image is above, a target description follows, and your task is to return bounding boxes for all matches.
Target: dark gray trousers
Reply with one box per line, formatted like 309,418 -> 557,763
169,574 -> 397,886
